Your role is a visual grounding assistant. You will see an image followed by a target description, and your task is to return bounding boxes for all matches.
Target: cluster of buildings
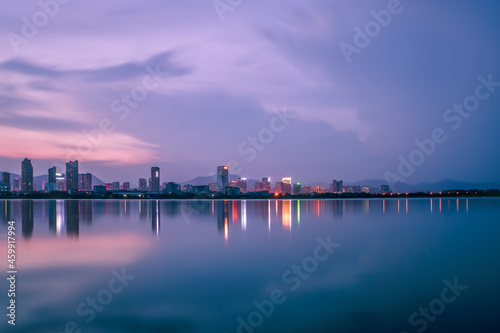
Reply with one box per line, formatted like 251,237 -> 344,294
0,160 -> 392,196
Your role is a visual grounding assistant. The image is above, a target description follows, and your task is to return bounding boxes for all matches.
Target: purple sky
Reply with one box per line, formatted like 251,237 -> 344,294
1,0 -> 500,186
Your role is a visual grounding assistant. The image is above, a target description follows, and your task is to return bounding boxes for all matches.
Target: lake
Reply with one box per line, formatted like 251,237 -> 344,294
1,198 -> 499,333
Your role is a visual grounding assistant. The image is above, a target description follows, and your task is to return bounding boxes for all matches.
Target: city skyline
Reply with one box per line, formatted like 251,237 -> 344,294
1,1 -> 500,185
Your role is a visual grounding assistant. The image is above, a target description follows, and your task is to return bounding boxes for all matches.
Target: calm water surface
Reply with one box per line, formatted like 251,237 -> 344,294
1,198 -> 499,333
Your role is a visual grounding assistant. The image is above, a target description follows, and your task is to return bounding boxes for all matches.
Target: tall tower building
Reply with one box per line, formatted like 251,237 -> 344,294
139,178 -> 147,191
282,177 -> 292,195
66,161 -> 79,192
78,173 -> 92,191
0,172 -> 11,192
21,158 -> 33,192
217,166 -> 229,192
336,180 -> 344,194
151,167 -> 160,192
48,167 -> 57,184
2,172 -> 10,185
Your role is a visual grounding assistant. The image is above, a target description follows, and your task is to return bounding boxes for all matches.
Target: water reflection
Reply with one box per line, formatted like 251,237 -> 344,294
22,200 -> 33,239
0,198 -> 490,240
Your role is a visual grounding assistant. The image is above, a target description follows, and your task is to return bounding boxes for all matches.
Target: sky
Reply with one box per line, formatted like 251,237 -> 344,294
1,0 -> 500,186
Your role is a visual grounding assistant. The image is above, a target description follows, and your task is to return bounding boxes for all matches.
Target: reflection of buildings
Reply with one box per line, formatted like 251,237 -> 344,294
22,200 -> 34,239
48,201 -> 56,233
80,201 -> 93,224
1,200 -> 11,223
282,200 -> 291,229
216,200 -> 229,237
139,200 -> 148,220
151,200 -> 160,234
65,201 -> 80,237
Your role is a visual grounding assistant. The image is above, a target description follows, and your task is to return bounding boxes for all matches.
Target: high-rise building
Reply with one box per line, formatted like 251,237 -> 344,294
122,182 -> 130,191
254,177 -> 271,192
230,178 -> 247,193
293,183 -> 302,195
48,167 -> 56,184
56,174 -> 65,191
78,173 -> 92,191
21,158 -> 33,192
330,180 -> 338,193
111,182 -> 120,191
282,177 -> 292,195
151,167 -> 160,192
139,178 -> 148,191
2,172 -> 10,185
217,166 -> 229,192
336,180 -> 344,194
65,161 -> 79,192
274,182 -> 283,194
362,186 -> 370,194
1,172 -> 11,192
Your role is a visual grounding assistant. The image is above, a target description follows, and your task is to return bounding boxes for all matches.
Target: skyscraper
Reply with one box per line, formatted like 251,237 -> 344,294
0,172 -> 10,192
139,178 -> 147,191
217,166 -> 229,192
282,177 -> 292,195
330,180 -> 338,193
336,180 -> 344,194
21,158 -> 33,192
66,161 -> 79,192
78,173 -> 92,191
48,167 -> 56,184
111,182 -> 120,191
151,167 -> 160,192
2,172 -> 10,185
293,183 -> 302,195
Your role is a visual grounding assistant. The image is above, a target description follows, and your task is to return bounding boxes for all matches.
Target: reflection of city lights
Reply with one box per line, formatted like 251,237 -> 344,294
56,200 -> 64,235
232,201 -> 238,224
282,200 -> 291,229
297,200 -> 301,225
224,217 -> 228,242
430,199 -> 433,213
268,200 -> 271,231
242,200 -> 247,230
